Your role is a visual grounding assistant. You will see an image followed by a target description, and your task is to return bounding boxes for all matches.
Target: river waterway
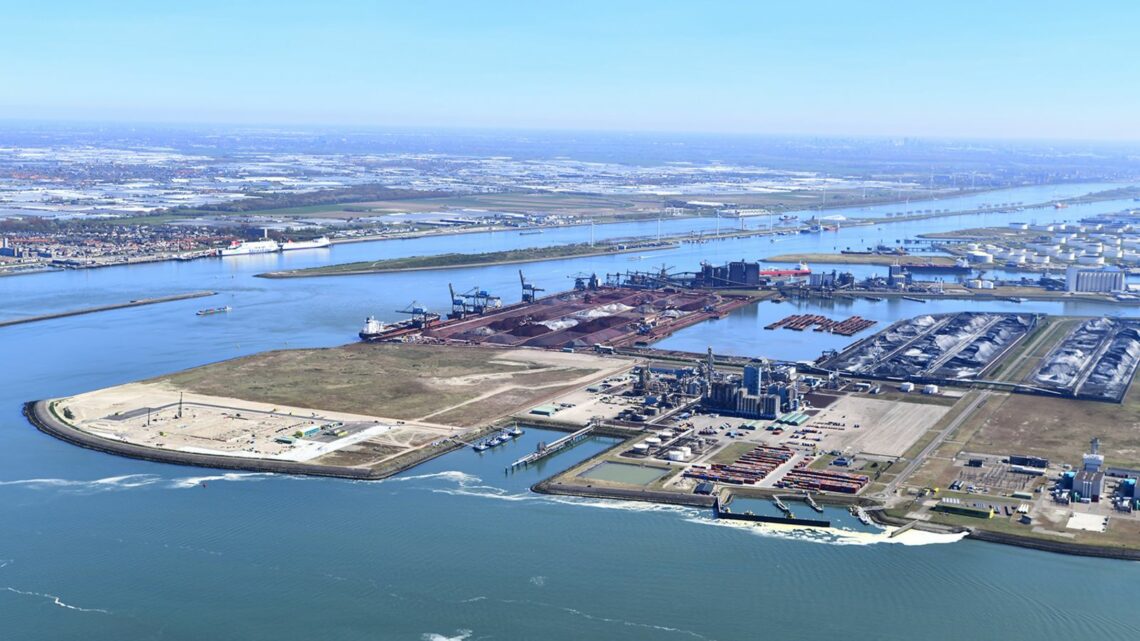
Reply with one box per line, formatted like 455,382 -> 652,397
3,182 -> 1140,640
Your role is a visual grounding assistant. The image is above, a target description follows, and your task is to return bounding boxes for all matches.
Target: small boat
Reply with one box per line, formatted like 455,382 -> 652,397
519,230 -> 544,236
508,425 -> 524,438
473,441 -> 489,452
499,430 -> 515,441
196,306 -> 232,316
487,436 -> 503,447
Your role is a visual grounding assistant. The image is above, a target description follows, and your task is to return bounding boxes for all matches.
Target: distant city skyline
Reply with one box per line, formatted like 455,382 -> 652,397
3,1 -> 1138,140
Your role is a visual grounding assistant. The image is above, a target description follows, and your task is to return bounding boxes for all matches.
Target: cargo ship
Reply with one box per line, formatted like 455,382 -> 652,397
760,262 -> 811,277
196,306 -> 232,316
219,239 -> 279,256
1054,202 -> 1069,209
279,236 -> 330,251
518,230 -> 544,236
359,316 -> 389,341
900,258 -> 972,274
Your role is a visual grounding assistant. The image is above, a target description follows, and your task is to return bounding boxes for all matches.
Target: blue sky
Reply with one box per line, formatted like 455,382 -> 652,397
2,1 -> 1137,139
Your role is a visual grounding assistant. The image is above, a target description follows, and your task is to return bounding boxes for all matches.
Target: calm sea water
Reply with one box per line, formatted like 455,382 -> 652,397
3,182 -> 1140,640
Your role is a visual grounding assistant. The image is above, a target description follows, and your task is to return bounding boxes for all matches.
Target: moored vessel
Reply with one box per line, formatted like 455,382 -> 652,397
279,236 -> 331,251
219,239 -> 279,256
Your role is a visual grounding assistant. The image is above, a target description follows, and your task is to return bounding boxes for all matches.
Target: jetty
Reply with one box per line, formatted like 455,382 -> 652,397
0,291 -> 217,328
805,493 -> 824,513
889,520 -> 920,538
509,424 -> 596,470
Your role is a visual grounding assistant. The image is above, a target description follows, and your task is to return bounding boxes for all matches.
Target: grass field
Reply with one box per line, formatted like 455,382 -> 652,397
960,388 -> 1140,467
158,343 -> 623,427
260,241 -> 671,278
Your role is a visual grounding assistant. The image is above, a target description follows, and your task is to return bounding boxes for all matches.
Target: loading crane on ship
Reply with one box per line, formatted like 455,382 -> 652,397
569,272 -> 601,291
396,301 -> 440,328
520,270 -> 544,303
446,284 -> 503,320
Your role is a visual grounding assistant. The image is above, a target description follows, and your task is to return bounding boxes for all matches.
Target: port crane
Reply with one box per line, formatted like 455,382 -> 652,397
396,301 -> 440,328
519,270 -> 544,303
569,272 -> 600,291
447,284 -> 503,319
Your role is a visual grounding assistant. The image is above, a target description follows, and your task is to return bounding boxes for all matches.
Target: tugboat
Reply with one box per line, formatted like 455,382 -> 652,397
507,424 -> 524,438
487,435 -> 504,448
472,440 -> 489,453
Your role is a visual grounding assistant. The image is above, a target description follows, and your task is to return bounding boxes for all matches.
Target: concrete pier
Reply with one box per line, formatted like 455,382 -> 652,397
0,291 -> 217,328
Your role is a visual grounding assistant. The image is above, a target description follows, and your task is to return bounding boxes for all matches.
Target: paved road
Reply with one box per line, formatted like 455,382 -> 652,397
876,390 -> 992,499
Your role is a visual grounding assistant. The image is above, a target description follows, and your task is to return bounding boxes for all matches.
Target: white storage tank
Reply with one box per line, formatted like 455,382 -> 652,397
1077,255 -> 1106,265
668,449 -> 688,462
899,382 -> 915,392
657,430 -> 674,439
645,437 -> 662,447
923,384 -> 940,394
633,442 -> 650,453
679,446 -> 692,458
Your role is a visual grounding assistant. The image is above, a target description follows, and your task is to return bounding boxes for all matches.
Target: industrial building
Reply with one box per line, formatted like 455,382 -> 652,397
702,357 -> 800,419
1066,266 -> 1125,293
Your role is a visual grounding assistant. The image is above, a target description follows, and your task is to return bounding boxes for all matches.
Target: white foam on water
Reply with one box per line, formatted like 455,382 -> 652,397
421,630 -> 472,641
166,472 -> 277,489
685,515 -> 967,547
430,485 -> 533,502
386,471 -> 481,485
0,471 -> 297,493
0,474 -> 162,492
545,495 -> 699,517
3,587 -> 110,614
529,575 -> 546,587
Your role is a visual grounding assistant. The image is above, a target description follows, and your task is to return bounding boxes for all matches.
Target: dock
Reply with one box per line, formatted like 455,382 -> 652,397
772,494 -> 792,517
0,291 -> 217,328
805,493 -> 824,513
509,424 -> 596,470
889,519 -> 920,538
713,496 -> 831,528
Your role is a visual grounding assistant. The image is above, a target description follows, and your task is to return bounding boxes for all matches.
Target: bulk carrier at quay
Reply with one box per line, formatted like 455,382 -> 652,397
901,258 -> 973,274
760,262 -> 811,277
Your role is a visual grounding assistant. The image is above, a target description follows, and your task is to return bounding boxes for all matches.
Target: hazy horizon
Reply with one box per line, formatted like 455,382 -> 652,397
4,2 -> 1139,141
